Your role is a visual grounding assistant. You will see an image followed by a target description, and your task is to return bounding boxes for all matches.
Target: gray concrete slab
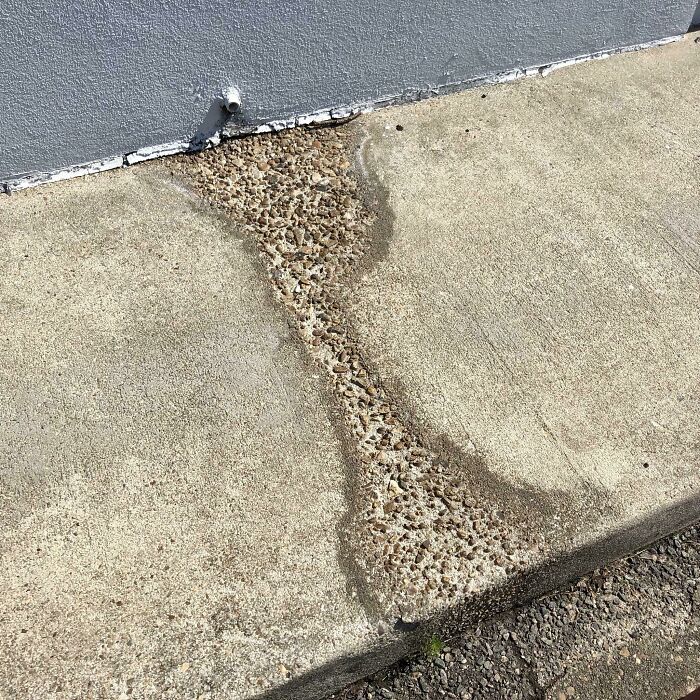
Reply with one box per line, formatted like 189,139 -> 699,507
344,34 -> 700,596
0,167 -> 377,699
1,0 -> 696,183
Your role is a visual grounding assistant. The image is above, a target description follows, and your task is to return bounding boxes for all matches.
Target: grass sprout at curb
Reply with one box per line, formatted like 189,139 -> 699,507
424,634 -> 445,659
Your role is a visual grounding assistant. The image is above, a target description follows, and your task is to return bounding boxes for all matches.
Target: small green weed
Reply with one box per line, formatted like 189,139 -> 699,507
424,634 -> 444,659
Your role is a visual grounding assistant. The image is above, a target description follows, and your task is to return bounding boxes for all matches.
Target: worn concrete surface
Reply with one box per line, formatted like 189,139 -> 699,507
1,34 -> 700,700
345,35 -> 700,579
0,167 -> 377,699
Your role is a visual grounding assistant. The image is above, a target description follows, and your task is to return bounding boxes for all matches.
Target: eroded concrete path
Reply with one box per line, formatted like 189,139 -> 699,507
0,32 -> 699,700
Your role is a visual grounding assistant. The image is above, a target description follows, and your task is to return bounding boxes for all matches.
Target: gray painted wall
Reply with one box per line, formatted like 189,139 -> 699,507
694,1 -> 700,25
1,0 -> 698,182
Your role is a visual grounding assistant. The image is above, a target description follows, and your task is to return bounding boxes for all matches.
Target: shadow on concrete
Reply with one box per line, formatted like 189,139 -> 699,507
188,98 -> 247,151
251,491 -> 700,700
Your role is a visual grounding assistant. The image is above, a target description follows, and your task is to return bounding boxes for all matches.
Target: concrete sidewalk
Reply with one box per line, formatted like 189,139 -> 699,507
1,33 -> 699,700
341,32 -> 700,616
0,169 -> 377,698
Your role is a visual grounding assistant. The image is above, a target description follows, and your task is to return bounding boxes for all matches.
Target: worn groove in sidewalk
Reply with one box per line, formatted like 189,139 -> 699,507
173,128 -> 539,622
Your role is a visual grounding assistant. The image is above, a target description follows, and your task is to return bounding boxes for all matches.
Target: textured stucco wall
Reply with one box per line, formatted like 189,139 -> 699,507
0,0 -> 697,182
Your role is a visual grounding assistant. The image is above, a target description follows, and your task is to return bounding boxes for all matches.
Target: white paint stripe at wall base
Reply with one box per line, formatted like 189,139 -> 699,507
3,156 -> 125,193
537,34 -> 681,76
0,33 -> 684,195
124,140 -> 193,165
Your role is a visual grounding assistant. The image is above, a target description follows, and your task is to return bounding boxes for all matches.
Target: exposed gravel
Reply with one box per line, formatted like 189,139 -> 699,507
328,523 -> 700,700
172,127 -> 538,621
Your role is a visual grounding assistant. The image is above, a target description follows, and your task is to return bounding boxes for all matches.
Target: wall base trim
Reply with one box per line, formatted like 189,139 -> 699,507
1,34 -> 681,194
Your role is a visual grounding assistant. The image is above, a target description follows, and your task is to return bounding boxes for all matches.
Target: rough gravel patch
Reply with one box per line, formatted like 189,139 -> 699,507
328,524 -> 700,700
171,127 -> 538,621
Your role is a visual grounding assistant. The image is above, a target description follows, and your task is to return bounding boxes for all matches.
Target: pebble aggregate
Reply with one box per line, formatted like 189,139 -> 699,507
173,126 -> 699,699
174,126 -> 536,618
